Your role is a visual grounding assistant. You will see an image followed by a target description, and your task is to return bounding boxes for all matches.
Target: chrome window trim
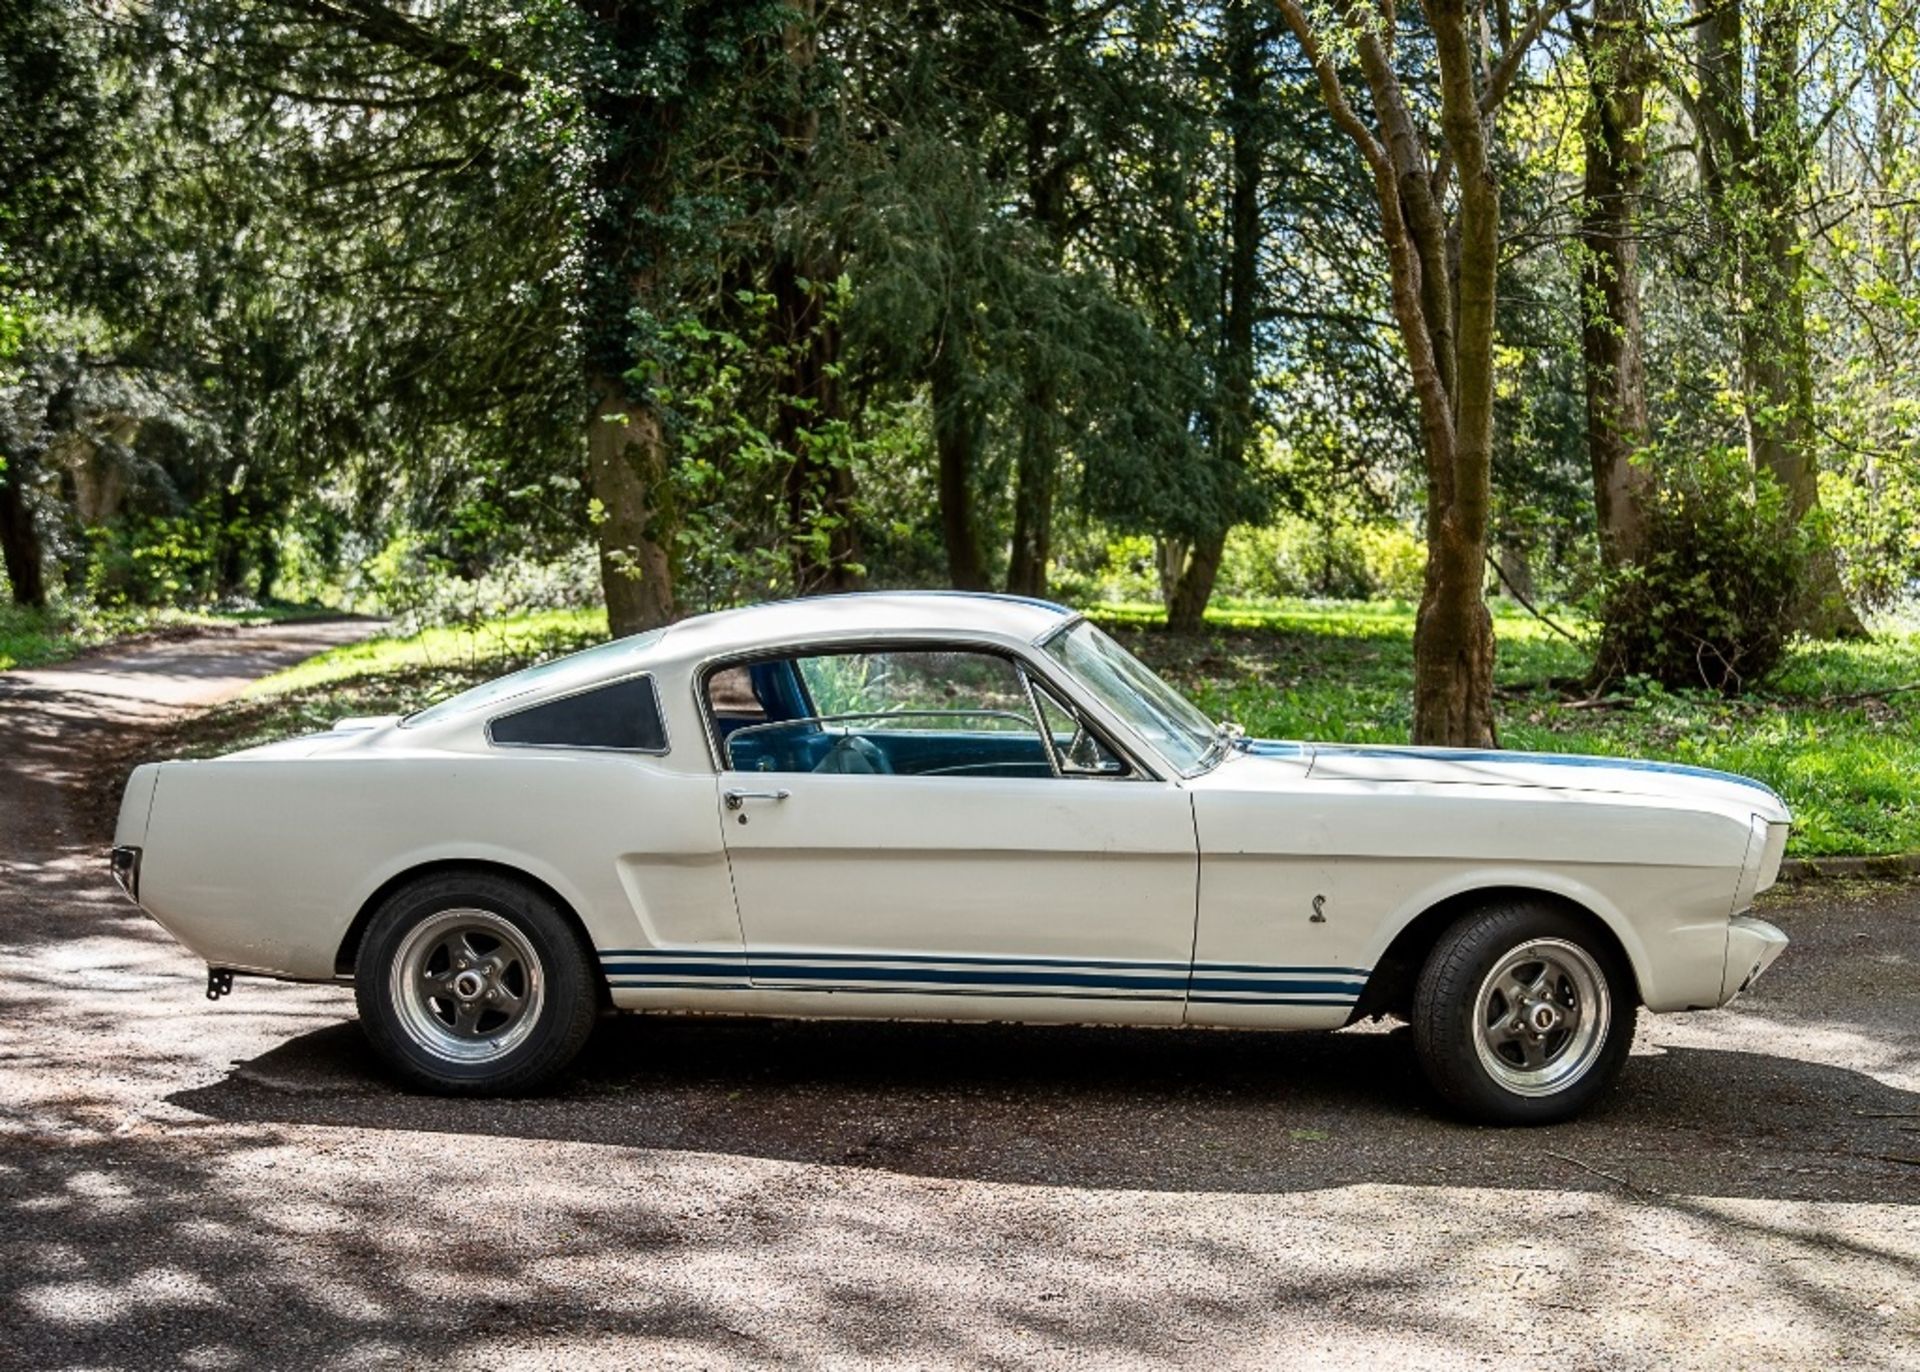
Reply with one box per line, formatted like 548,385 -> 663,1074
1031,611 -> 1084,651
484,669 -> 672,756
1034,618 -> 1220,778
690,636 -> 1166,782
1018,666 -> 1136,780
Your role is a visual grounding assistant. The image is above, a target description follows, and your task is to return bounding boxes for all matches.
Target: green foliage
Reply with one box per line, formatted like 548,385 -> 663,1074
1216,519 -> 1425,601
1593,448 -> 1809,693
647,281 -> 878,609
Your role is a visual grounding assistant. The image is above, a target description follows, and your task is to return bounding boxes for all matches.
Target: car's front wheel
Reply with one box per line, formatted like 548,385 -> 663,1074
1411,901 -> 1635,1124
354,872 -> 599,1095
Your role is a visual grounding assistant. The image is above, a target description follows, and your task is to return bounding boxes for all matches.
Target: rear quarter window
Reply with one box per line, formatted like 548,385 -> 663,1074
487,676 -> 667,752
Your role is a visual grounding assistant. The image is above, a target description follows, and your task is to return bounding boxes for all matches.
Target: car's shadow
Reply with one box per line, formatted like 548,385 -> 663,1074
171,1012 -> 1920,1202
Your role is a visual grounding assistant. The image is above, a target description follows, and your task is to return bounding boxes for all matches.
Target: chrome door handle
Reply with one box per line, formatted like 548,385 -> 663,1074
724,787 -> 792,810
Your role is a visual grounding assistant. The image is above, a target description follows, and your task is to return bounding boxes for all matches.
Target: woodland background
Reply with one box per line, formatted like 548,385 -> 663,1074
8,0 -> 1920,797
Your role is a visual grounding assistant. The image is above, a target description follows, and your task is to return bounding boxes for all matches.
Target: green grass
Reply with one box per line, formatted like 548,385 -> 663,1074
0,600 -> 338,673
166,596 -> 1920,859
249,607 -> 608,696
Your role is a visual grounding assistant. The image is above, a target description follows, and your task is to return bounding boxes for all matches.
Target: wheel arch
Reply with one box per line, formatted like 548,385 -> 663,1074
336,858 -> 611,1005
1350,882 -> 1642,1023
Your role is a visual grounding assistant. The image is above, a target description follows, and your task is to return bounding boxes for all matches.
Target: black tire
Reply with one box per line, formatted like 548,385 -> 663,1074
354,871 -> 599,1095
1411,900 -> 1636,1125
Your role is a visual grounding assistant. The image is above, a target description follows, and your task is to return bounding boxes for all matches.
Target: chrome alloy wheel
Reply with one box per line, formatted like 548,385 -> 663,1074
1470,938 -> 1611,1097
389,908 -> 546,1064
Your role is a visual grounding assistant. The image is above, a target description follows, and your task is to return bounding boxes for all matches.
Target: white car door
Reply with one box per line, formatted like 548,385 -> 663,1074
708,645 -> 1198,1024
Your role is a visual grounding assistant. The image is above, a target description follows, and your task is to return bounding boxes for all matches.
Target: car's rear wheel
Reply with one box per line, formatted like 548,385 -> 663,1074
1411,901 -> 1635,1124
354,872 -> 598,1095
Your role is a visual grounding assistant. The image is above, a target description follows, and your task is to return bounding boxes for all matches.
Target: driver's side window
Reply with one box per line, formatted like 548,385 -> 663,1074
708,649 -> 1122,779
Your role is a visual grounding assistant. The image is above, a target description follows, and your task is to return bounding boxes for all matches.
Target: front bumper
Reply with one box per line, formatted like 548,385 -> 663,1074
1721,915 -> 1788,1005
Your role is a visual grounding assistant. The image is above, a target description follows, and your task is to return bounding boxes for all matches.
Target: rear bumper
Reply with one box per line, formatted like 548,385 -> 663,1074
110,845 -> 142,904
1721,915 -> 1788,1005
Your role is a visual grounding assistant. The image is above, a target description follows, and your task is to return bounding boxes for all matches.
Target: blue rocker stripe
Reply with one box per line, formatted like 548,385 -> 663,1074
599,947 -> 1194,973
743,963 -> 1194,992
607,981 -> 1182,1002
606,979 -> 1346,1005
599,958 -> 1191,984
600,960 -> 1367,996
602,961 -> 1187,991
1187,976 -> 1364,995
600,948 -> 1374,981
1193,961 -> 1371,978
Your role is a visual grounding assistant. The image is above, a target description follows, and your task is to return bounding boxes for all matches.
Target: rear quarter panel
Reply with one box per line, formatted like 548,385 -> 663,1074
139,751 -> 736,979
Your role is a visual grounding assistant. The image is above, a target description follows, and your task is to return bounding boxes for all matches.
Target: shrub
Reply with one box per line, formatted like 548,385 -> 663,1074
1356,524 -> 1425,600
1592,448 -> 1808,693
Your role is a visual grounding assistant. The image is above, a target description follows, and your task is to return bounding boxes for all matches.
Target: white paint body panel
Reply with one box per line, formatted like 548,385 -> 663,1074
112,592 -> 1792,1033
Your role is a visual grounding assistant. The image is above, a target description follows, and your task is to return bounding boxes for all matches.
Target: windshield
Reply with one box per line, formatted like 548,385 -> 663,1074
1040,620 -> 1218,774
401,630 -> 665,728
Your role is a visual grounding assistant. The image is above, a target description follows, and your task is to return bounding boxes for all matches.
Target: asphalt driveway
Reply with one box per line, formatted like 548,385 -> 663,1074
1,626 -> 1915,1369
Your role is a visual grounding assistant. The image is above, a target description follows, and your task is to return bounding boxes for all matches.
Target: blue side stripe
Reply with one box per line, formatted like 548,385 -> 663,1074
717,964 -> 1195,992
1194,961 -> 1370,977
600,947 -> 1195,972
597,949 -> 1367,1003
606,979 -> 1347,1006
607,981 -> 1183,1002
1189,977 -> 1362,995
600,949 -> 1368,980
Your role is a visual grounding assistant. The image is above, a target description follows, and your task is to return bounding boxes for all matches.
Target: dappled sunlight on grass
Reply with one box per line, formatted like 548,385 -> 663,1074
245,607 -> 608,697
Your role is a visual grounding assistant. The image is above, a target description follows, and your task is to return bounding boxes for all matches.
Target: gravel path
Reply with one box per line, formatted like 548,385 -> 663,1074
2,626 -> 1916,1370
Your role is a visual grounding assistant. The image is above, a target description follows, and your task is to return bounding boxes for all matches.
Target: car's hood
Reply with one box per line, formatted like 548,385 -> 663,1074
1239,739 -> 1788,820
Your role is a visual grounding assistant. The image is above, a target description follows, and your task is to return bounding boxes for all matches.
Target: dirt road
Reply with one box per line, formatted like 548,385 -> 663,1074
2,626 -> 1916,1370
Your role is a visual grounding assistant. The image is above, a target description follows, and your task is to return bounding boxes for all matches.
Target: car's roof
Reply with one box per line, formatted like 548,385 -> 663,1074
399,592 -> 1080,736
651,590 -> 1077,661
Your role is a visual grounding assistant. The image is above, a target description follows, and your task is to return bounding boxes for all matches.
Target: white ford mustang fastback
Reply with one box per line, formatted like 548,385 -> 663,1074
112,592 -> 1791,1122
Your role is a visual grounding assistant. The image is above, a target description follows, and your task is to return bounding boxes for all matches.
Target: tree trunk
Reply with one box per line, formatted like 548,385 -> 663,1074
1164,0 -> 1262,632
1166,530 -> 1225,632
0,460 -> 47,609
573,0 -> 686,637
931,320 -> 987,591
1578,0 -> 1653,568
1006,377 -> 1056,598
1007,60 -> 1070,601
587,373 -> 677,637
770,0 -> 858,597
1275,0 -> 1533,743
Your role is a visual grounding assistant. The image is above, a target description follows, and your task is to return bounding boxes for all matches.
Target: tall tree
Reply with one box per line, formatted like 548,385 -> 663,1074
1274,0 -> 1561,743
